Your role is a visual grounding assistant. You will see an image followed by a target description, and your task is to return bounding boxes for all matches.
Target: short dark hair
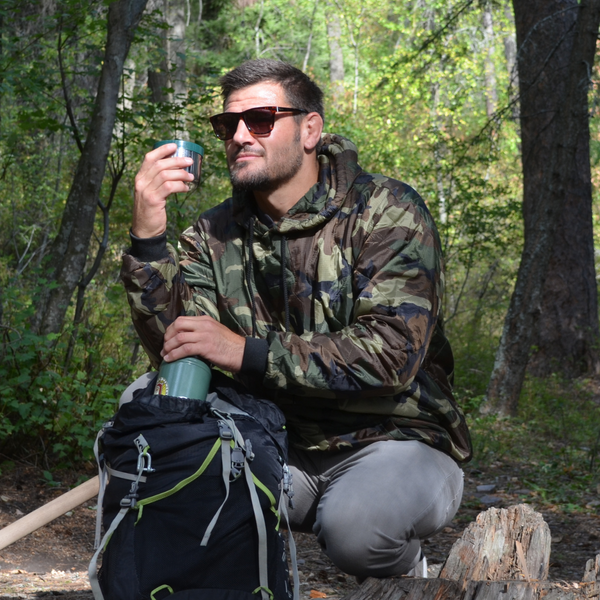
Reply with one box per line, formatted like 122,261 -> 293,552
219,59 -> 325,122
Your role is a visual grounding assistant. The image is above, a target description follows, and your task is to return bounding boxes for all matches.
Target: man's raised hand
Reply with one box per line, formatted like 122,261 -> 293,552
132,143 -> 195,239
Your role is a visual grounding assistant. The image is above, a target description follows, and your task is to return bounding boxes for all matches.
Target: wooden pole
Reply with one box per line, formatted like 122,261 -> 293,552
0,475 -> 99,551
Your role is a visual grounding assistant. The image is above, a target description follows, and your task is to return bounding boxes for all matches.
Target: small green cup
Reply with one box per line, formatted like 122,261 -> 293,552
154,357 -> 212,401
153,139 -> 204,186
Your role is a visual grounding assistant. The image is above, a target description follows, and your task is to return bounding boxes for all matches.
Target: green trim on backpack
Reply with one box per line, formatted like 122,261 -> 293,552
135,437 -> 222,519
135,504 -> 144,525
253,585 -> 274,600
252,473 -> 280,528
151,584 -> 174,600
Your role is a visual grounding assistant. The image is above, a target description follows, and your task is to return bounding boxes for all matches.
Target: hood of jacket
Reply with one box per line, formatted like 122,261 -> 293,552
229,133 -> 363,235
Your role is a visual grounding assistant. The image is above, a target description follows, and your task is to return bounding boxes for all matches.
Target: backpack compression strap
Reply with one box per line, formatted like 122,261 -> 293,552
89,434 -> 153,600
206,411 -> 272,600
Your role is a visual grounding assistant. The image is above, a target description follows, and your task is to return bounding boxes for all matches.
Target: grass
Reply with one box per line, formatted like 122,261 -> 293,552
464,373 -> 600,513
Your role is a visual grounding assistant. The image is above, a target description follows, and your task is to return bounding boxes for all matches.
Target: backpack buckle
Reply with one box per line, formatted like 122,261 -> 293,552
218,420 -> 234,440
230,447 -> 245,480
134,434 -> 155,474
282,464 -> 295,508
137,452 -> 155,474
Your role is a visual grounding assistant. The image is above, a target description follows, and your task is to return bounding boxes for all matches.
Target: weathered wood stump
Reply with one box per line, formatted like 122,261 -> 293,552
341,504 -> 600,600
439,503 -> 551,584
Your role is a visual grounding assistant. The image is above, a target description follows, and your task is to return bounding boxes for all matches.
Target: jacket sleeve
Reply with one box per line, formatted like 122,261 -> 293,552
263,188 -> 444,400
120,228 -> 218,369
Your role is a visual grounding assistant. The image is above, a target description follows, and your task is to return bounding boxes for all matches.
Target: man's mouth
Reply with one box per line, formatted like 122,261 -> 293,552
232,146 -> 264,162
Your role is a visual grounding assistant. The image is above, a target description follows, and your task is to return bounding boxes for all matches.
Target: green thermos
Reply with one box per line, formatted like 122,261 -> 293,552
154,357 -> 212,401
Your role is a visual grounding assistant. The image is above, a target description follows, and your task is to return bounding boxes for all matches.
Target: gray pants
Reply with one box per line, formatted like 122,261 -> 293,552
119,376 -> 464,578
287,440 -> 464,579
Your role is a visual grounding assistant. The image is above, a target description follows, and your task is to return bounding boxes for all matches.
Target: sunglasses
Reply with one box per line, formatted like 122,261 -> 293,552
209,106 -> 308,140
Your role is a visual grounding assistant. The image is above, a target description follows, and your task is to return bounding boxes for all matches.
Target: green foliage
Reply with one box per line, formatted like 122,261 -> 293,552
0,281 -> 144,465
467,374 -> 600,512
0,0 -> 571,476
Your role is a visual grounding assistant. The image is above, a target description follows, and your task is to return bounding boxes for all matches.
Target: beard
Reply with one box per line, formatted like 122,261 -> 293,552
229,130 -> 303,193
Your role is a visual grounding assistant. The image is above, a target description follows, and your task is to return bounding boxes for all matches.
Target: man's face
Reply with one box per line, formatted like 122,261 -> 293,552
223,82 -> 305,193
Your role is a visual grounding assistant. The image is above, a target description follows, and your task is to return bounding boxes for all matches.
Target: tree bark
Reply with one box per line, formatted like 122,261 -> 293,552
483,0 -> 600,416
502,0 -> 519,122
32,0 -> 149,335
147,0 -> 173,103
482,0 -> 498,119
169,0 -> 187,102
326,9 -> 345,107
439,504 -> 551,585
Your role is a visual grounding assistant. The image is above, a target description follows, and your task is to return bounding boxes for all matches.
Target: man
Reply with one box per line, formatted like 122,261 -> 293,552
121,59 -> 472,581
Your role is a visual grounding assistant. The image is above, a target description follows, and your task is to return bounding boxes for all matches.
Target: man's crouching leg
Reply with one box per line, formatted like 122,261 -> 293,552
288,440 -> 464,580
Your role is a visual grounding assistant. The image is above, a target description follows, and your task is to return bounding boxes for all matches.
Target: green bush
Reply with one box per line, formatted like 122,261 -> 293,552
0,281 -> 146,466
467,373 -> 600,512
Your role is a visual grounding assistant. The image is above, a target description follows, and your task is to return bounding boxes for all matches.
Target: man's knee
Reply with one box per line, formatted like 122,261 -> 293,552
310,441 -> 464,577
314,509 -> 420,578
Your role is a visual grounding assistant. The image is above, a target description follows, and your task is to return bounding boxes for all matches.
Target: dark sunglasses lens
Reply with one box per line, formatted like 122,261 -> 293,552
210,113 -> 238,140
244,109 -> 274,134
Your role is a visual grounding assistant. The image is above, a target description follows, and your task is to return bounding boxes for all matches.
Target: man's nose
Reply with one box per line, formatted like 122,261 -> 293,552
231,115 -> 254,145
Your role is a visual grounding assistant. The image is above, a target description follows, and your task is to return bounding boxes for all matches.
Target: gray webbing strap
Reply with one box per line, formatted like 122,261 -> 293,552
244,459 -> 271,600
278,488 -> 299,600
106,465 -> 148,483
89,434 -> 151,600
93,425 -> 108,550
89,505 -> 129,600
200,435 -> 232,546
210,410 -> 271,600
94,467 -> 107,550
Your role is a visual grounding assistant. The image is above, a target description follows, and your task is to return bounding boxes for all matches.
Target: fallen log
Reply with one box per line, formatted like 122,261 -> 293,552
342,504 -> 600,600
0,475 -> 99,552
343,578 -> 599,600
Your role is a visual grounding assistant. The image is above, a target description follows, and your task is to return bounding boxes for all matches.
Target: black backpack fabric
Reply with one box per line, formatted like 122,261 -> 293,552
88,371 -> 296,600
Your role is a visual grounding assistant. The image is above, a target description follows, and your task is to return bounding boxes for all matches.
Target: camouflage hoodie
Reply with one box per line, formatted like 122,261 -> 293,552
121,134 -> 472,463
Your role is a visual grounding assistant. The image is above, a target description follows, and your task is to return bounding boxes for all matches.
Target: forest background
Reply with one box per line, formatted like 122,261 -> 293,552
1,0 -> 600,515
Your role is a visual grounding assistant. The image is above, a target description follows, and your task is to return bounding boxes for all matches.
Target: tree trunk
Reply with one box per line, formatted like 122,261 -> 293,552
482,0 -> 497,119
326,9 -> 345,107
148,0 -> 173,103
438,504 -> 551,585
169,0 -> 187,102
482,0 -> 600,416
502,0 -> 519,122
32,0 -> 149,336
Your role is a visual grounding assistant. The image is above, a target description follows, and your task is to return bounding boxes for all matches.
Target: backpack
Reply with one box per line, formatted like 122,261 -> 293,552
88,370 -> 298,600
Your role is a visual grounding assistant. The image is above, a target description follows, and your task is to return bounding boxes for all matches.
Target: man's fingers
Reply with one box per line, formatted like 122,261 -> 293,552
161,316 -> 245,373
132,147 -> 194,238
137,156 -> 194,192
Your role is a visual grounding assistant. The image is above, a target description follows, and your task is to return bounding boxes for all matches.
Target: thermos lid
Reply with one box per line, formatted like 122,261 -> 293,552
154,139 -> 204,156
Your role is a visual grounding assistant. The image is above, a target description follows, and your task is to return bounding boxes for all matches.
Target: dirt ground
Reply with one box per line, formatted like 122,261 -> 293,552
1,460 -> 600,600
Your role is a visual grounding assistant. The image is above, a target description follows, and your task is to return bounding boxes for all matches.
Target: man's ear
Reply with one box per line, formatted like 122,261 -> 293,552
302,112 -> 324,152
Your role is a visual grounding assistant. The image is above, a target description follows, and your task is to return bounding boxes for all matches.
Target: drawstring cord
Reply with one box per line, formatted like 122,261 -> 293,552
280,236 -> 290,333
246,217 -> 257,338
246,217 -> 291,336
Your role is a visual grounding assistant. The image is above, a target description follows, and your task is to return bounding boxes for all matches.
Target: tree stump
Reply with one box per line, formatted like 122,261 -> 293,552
439,503 -> 551,585
341,504 -> 600,600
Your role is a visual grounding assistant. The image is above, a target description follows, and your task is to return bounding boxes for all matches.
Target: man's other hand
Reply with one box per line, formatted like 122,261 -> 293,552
132,143 -> 195,239
161,316 -> 246,373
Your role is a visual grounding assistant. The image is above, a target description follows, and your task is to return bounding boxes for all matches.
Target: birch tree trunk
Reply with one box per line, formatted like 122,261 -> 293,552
483,0 -> 600,416
326,9 -> 345,107
481,0 -> 497,119
502,0 -> 519,122
148,0 -> 173,103
32,0 -> 149,335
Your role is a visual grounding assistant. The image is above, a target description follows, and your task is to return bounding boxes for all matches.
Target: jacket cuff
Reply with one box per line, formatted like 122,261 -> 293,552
128,230 -> 169,262
240,337 -> 269,378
